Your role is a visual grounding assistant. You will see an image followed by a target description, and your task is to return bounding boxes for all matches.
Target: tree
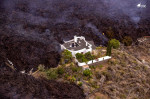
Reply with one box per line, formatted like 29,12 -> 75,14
84,52 -> 93,61
122,36 -> 133,46
110,39 -> 120,49
76,53 -> 84,62
106,41 -> 112,56
62,50 -> 72,63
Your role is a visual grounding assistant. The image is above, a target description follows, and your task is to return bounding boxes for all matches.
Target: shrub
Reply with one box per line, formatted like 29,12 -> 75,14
62,50 -> 72,63
57,67 -> 65,75
122,36 -> 133,46
83,69 -> 92,77
110,39 -> 120,49
46,69 -> 58,80
67,76 -> 76,82
76,53 -> 84,62
89,65 -> 96,69
38,64 -> 45,72
65,74 -> 69,79
71,66 -> 78,72
70,76 -> 76,82
84,52 -> 94,61
75,53 -> 88,63
77,81 -> 83,86
99,65 -> 103,69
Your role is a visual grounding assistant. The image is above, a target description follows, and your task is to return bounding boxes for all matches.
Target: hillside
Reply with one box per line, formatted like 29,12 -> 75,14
0,0 -> 150,99
29,39 -> 150,99
0,59 -> 85,99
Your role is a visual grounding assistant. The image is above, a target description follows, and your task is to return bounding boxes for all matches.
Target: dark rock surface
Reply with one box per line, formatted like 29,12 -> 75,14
0,59 -> 85,99
0,0 -> 149,71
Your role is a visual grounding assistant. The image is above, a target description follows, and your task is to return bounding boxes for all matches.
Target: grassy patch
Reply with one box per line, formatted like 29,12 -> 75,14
77,81 -> 83,86
46,69 -> 58,80
83,69 -> 92,77
57,67 -> 65,75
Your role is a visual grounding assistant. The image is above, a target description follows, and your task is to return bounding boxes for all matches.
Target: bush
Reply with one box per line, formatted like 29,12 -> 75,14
77,81 -> 83,86
89,65 -> 96,69
71,66 -> 78,72
57,67 -> 65,75
75,53 -> 88,63
99,65 -> 103,69
84,52 -> 94,61
75,53 -> 84,62
83,69 -> 92,77
38,64 -> 45,72
62,50 -> 72,63
67,76 -> 76,82
122,36 -> 133,46
46,69 -> 58,80
110,39 -> 120,49
65,74 -> 69,79
76,52 -> 93,62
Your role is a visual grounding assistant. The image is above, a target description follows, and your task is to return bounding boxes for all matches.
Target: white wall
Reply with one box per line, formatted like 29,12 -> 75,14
77,56 -> 112,66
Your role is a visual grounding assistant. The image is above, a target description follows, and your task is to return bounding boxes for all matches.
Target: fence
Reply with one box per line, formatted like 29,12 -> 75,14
77,56 -> 111,66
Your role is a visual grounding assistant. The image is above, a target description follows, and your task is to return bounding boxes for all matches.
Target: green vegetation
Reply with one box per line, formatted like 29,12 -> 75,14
84,52 -> 94,61
122,36 -> 133,46
99,65 -> 103,69
67,76 -> 76,82
46,69 -> 58,80
110,39 -> 120,49
106,41 -> 112,56
90,65 -> 96,69
77,81 -> 83,86
83,69 -> 92,77
71,66 -> 80,72
106,39 -> 120,56
76,52 -> 94,62
62,50 -> 72,63
75,53 -> 86,62
38,64 -> 45,72
57,67 -> 65,75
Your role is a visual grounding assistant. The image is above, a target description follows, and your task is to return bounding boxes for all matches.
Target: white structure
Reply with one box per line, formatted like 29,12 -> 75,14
61,35 -> 96,57
61,35 -> 111,67
76,56 -> 111,66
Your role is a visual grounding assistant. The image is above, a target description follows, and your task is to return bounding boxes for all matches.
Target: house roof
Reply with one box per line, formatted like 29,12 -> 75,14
62,37 -> 96,51
63,38 -> 88,51
87,41 -> 96,49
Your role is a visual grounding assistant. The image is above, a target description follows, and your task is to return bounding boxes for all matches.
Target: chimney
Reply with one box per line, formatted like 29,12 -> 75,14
74,35 -> 77,42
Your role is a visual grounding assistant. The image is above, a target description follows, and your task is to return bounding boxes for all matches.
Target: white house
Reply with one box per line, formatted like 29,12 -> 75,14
60,35 -> 111,67
61,35 -> 96,57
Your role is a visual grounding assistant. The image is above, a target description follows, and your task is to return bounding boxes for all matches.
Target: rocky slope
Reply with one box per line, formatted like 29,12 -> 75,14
87,39 -> 150,99
0,58 -> 85,99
